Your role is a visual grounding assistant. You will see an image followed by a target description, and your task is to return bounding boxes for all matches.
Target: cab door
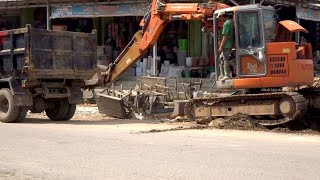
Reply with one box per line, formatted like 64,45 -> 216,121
235,10 -> 267,77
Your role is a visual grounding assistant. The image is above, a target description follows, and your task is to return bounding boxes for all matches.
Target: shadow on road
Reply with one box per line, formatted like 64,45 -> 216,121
18,115 -> 164,126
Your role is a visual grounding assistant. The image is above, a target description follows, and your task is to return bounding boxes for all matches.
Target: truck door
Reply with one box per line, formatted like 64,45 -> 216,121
235,10 -> 266,77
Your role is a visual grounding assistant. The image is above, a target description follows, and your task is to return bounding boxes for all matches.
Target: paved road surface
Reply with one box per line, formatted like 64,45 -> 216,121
0,120 -> 320,180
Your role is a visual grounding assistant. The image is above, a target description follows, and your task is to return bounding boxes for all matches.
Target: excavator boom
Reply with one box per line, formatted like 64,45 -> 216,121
98,0 -> 229,86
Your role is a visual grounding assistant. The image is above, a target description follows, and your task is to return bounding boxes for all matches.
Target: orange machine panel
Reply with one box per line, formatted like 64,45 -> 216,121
240,55 -> 264,75
234,78 -> 262,89
164,4 -> 199,13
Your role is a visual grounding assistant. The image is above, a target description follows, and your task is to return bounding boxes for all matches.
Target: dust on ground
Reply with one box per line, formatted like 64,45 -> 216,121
24,104 -> 198,133
24,94 -> 320,135
77,105 -> 319,134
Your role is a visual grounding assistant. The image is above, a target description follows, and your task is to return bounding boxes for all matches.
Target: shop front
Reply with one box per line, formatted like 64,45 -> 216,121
0,0 -> 214,80
296,6 -> 320,51
49,1 -> 204,79
5,0 -> 319,80
264,0 -> 320,50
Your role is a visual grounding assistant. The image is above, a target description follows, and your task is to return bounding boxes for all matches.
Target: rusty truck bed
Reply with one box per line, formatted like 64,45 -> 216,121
0,25 -> 96,80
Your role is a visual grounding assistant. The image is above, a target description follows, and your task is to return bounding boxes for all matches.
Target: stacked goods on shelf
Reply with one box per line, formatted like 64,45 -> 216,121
178,39 -> 188,52
177,39 -> 188,66
136,60 -> 142,76
147,56 -> 152,75
142,58 -> 148,75
177,51 -> 187,66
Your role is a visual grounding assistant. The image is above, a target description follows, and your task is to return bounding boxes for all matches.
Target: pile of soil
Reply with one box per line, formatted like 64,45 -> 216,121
283,78 -> 320,92
208,113 -> 267,130
312,77 -> 320,88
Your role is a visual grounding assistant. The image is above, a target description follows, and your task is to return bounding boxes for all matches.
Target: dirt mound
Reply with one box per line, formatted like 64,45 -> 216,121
283,78 -> 320,92
312,77 -> 320,88
209,113 -> 266,130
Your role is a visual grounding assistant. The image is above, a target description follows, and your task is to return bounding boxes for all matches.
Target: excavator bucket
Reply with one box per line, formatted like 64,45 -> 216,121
97,94 -> 127,119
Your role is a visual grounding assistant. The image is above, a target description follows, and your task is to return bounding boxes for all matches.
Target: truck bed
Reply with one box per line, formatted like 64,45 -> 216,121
0,25 -> 97,80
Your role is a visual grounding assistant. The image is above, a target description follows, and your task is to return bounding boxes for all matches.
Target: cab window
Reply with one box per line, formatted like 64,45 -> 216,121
237,11 -> 262,48
263,9 -> 276,42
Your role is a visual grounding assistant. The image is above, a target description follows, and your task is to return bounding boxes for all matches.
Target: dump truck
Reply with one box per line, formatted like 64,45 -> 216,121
0,25 -> 96,123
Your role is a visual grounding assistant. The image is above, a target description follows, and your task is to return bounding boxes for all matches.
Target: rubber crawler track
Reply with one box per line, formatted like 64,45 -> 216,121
185,92 -> 308,127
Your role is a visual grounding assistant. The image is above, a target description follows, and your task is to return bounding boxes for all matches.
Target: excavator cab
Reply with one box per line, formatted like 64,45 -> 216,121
212,4 -> 314,90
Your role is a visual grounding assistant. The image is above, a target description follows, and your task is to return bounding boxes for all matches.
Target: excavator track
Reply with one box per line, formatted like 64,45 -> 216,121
184,92 -> 308,127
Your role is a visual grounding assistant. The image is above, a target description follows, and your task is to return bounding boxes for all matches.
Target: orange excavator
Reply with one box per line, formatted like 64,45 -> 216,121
90,0 -> 319,127
182,5 -> 318,127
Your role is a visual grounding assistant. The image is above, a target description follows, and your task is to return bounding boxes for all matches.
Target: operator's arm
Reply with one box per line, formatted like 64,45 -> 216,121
218,35 -> 228,53
218,19 -> 233,53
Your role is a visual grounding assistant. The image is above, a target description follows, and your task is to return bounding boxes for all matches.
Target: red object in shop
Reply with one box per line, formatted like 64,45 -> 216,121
0,31 -> 8,46
192,57 -> 199,67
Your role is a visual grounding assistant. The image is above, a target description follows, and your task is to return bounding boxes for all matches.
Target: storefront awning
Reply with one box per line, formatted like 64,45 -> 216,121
0,0 -> 151,10
296,6 -> 320,22
50,3 -> 150,19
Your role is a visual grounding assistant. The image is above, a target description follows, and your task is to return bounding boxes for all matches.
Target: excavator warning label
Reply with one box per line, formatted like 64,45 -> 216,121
126,58 -> 132,64
282,48 -> 291,53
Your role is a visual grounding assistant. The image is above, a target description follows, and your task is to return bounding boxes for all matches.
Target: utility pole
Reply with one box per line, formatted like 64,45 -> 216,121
47,0 -> 51,30
152,42 -> 157,76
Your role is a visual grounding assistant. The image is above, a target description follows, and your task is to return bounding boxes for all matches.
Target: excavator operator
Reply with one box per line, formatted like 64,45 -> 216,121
218,12 -> 234,81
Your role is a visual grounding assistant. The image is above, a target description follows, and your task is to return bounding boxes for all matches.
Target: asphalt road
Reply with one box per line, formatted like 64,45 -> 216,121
0,120 -> 320,180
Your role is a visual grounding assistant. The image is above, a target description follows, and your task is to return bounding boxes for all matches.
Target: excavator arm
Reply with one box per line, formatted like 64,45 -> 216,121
96,0 -> 229,86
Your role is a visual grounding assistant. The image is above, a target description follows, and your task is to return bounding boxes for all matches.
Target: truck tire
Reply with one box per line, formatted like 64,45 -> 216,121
45,99 -> 69,121
64,104 -> 76,120
0,88 -> 20,123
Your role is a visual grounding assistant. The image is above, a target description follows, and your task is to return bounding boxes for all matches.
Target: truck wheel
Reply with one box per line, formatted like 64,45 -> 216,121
0,88 -> 20,123
64,104 -> 76,120
45,99 -> 69,121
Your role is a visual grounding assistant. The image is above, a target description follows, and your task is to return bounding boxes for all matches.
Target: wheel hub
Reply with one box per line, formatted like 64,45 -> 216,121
280,101 -> 291,114
279,99 -> 295,116
0,97 -> 9,114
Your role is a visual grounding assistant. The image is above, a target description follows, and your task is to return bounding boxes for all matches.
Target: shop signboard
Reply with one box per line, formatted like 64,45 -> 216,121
296,6 -> 320,22
51,3 -> 150,19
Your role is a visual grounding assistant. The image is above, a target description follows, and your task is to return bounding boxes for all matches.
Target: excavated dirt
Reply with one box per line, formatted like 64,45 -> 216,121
207,114 -> 267,131
192,113 -> 320,134
290,77 -> 320,91
312,77 -> 320,88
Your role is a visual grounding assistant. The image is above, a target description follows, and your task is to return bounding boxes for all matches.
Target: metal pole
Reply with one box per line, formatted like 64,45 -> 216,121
47,0 -> 51,30
296,18 -> 300,44
152,42 -> 157,76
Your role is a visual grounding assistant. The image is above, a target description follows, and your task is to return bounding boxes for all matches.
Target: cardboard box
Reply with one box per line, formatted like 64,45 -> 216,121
52,25 -> 67,31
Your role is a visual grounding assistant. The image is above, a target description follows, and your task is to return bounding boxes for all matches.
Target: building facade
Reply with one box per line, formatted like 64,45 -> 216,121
0,0 -> 319,78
